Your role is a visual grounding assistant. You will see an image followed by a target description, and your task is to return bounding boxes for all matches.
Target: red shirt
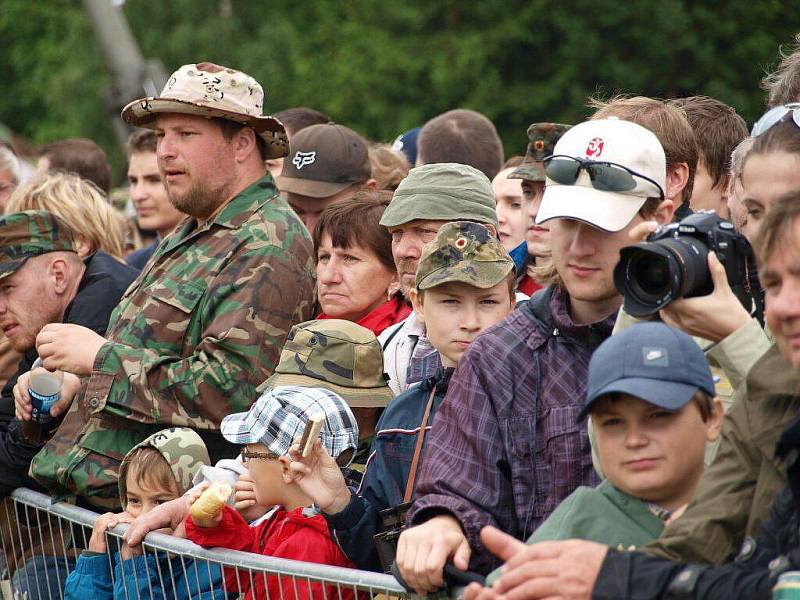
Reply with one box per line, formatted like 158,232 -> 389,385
517,274 -> 543,297
317,295 -> 411,336
186,505 -> 358,600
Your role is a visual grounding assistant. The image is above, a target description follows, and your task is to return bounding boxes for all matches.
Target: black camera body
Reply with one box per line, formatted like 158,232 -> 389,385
614,212 -> 755,318
373,501 -> 411,574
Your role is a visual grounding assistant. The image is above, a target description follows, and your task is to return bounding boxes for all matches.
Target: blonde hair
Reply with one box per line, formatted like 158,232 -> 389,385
368,144 -> 409,191
6,172 -> 126,259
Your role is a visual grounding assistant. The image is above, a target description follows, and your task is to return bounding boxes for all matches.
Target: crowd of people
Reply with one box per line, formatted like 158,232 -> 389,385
0,35 -> 799,599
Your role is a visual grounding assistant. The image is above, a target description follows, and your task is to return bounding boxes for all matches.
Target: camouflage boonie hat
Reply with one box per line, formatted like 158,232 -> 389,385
509,123 -> 572,182
258,319 -> 394,408
0,210 -> 76,282
118,428 -> 210,508
121,62 -> 289,159
416,221 -> 514,290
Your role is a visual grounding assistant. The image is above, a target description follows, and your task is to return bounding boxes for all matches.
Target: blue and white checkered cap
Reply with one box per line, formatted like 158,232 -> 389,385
220,386 -> 359,466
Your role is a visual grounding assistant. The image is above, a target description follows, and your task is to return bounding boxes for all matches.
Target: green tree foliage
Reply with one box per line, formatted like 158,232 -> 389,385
2,0 -> 799,182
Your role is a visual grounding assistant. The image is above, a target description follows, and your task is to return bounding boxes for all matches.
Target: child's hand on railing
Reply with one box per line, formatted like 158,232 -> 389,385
88,511 -> 134,554
280,439 -> 351,515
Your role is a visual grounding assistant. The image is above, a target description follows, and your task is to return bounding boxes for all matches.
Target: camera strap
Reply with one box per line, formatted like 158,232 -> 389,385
404,384 -> 438,503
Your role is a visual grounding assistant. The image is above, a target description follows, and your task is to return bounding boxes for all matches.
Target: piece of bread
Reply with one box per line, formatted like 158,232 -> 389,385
190,481 -> 232,527
299,414 -> 324,458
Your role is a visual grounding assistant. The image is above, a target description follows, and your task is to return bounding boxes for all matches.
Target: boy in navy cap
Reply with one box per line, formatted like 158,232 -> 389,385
494,322 -> 724,566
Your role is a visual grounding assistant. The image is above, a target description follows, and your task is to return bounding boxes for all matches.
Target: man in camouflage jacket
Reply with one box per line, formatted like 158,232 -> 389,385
20,62 -> 315,510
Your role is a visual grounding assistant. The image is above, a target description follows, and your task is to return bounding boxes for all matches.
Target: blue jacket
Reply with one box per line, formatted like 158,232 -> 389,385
65,551 -> 230,600
325,367 -> 451,571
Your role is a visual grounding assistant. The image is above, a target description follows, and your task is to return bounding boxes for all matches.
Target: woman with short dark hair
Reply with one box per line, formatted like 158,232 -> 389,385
314,191 -> 410,335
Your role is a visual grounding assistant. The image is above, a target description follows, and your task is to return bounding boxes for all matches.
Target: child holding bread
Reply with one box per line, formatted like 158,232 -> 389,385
65,428 -> 227,600
185,386 -> 361,600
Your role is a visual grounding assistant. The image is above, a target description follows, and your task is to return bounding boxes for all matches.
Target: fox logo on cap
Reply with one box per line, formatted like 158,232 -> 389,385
292,151 -> 317,170
585,138 -> 604,158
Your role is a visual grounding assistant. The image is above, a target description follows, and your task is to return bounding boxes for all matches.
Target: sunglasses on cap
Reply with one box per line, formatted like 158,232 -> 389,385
544,155 -> 665,199
751,103 -> 800,137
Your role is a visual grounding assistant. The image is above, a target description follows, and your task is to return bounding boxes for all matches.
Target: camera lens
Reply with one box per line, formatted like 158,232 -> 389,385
630,253 -> 670,297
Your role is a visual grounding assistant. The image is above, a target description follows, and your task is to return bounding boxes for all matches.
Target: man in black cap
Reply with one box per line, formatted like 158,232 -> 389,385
277,123 -> 376,233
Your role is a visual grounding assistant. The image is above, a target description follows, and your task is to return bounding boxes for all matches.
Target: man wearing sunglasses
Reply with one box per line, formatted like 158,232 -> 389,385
395,118 -> 675,594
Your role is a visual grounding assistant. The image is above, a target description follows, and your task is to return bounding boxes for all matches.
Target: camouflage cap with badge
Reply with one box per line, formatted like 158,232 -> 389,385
508,123 -> 572,182
415,221 -> 515,290
0,210 -> 76,282
257,319 -> 394,408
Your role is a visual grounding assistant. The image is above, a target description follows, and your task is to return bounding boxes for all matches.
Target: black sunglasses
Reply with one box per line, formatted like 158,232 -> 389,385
544,155 -> 664,199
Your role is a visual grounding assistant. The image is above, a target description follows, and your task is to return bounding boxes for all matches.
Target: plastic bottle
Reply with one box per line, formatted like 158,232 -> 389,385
20,358 -> 64,444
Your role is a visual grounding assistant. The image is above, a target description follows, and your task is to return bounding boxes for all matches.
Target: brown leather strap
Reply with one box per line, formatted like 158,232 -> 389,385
403,384 -> 437,503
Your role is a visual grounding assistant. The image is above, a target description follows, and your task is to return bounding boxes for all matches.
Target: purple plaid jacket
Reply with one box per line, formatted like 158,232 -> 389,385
406,285 -> 611,573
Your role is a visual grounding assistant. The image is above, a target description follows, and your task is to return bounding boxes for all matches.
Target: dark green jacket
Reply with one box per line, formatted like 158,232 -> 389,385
645,343 -> 800,564
486,480 -> 663,586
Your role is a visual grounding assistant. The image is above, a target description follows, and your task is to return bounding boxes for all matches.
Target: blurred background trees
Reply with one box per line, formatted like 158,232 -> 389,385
1,0 -> 798,181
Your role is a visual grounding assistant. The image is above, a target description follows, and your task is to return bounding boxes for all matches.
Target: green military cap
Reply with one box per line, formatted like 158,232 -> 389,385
509,123 -> 572,182
379,163 -> 499,228
0,211 -> 76,281
257,319 -> 394,408
118,428 -> 210,507
416,221 -> 514,290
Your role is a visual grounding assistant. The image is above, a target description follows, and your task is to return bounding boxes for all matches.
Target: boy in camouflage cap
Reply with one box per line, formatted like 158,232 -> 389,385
64,427 -> 226,599
282,221 -> 516,572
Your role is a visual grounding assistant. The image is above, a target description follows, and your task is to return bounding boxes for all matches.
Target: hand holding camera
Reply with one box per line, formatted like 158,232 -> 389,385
615,212 -> 760,342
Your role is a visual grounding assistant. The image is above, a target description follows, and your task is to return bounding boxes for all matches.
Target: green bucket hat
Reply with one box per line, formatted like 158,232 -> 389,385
0,211 -> 76,281
416,221 -> 514,290
257,319 -> 394,408
379,163 -> 498,228
508,123 -> 572,182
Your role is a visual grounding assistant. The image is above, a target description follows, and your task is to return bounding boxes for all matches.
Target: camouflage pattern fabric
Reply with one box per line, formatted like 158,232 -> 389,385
509,123 -> 572,182
0,210 -> 76,281
31,175 -> 315,510
118,427 -> 210,508
415,221 -> 515,290
257,319 -> 394,408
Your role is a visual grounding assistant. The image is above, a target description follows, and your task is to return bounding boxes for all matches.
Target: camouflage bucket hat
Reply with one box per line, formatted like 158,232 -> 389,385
380,163 -> 498,228
258,319 -> 394,408
0,210 -> 76,282
121,62 -> 289,159
118,428 -> 210,508
416,221 -> 514,290
509,123 -> 572,182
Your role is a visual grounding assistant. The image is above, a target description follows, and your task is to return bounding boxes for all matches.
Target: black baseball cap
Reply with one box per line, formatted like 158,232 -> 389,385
277,123 -> 371,198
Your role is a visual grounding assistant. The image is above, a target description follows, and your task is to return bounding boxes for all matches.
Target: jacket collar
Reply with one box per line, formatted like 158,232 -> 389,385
547,285 -> 616,344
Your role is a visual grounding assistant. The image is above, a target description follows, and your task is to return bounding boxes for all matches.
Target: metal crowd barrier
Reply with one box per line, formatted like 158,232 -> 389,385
0,488 -> 409,600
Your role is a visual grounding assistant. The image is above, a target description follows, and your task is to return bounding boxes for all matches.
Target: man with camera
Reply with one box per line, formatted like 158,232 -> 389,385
394,118 -> 676,594
463,188 -> 800,600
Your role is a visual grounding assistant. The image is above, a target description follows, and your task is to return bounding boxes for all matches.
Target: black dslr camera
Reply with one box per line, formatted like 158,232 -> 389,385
373,502 -> 411,574
613,212 -> 758,318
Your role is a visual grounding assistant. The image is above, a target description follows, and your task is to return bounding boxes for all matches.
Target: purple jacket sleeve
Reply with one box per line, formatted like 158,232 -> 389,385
406,342 -> 515,574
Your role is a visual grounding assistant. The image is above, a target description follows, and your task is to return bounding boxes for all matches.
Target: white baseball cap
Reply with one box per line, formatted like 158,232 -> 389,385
535,118 -> 667,232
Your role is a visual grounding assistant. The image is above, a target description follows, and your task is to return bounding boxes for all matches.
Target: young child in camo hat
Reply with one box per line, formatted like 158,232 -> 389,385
283,221 -> 517,572
64,428 -> 226,600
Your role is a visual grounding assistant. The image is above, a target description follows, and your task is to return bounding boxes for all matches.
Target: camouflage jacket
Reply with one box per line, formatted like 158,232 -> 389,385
31,175 -> 315,510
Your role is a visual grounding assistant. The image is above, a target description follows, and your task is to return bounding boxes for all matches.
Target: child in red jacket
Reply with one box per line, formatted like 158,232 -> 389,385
185,385 -> 360,600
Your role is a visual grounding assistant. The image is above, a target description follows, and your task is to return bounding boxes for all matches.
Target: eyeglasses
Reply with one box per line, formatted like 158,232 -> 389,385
751,103 -> 800,137
544,155 -> 664,199
240,449 -> 280,463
